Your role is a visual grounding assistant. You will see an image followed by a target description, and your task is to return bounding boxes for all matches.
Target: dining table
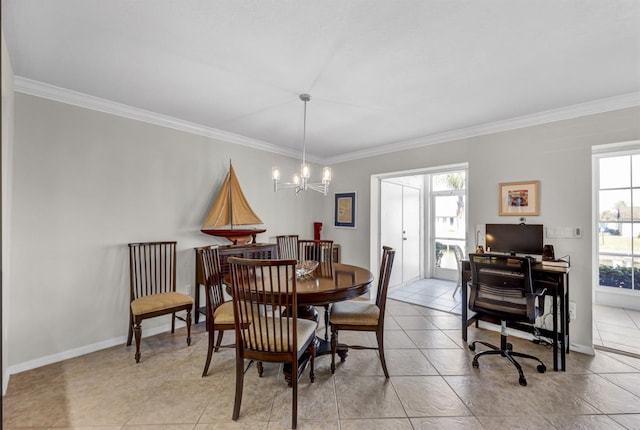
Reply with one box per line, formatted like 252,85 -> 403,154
224,261 -> 374,383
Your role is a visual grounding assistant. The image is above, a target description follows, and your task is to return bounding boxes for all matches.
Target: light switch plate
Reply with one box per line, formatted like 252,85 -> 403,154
547,226 -> 582,239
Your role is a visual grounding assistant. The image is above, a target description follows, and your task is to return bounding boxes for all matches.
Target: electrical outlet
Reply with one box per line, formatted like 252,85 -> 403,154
569,301 -> 576,321
185,284 -> 192,295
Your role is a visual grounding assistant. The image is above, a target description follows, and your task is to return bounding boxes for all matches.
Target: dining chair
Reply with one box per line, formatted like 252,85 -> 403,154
298,239 -> 334,340
127,241 -> 193,363
467,253 -> 547,386
329,246 -> 395,377
277,234 -> 299,259
228,257 -> 316,429
198,245 -> 236,377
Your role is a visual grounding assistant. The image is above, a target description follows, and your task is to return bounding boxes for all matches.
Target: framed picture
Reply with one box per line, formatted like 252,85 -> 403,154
334,192 -> 356,228
498,180 -> 540,216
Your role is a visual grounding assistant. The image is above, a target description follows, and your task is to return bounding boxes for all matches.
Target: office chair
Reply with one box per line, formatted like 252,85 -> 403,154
467,253 -> 547,386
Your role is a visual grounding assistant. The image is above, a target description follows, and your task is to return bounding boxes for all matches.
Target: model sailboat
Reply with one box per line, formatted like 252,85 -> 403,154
201,161 -> 266,244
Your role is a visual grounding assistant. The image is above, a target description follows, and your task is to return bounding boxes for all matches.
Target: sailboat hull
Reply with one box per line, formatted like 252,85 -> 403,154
200,228 -> 266,245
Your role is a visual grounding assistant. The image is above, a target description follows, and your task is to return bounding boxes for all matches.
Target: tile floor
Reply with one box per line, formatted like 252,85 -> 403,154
593,304 -> 640,357
4,300 -> 640,429
388,278 -> 462,315
390,278 -> 640,359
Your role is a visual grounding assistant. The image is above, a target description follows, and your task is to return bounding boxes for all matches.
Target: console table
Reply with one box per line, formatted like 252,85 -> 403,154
461,259 -> 570,371
193,242 -> 277,323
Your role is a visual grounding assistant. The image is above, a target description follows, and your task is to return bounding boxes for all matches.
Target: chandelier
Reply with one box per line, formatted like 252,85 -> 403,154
272,94 -> 332,195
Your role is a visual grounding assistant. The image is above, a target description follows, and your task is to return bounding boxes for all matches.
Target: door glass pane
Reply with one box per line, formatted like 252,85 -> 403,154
432,171 -> 465,192
600,156 -> 630,189
599,224 -> 631,255
633,154 -> 640,188
599,255 -> 633,289
599,189 -> 631,223
435,240 -> 466,270
434,195 -> 465,239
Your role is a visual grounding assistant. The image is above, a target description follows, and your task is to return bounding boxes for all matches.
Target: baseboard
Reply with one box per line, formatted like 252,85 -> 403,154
570,342 -> 595,356
5,322 -> 182,382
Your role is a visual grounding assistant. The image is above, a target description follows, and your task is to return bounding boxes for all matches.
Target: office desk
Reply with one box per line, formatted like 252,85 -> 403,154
461,259 -> 570,371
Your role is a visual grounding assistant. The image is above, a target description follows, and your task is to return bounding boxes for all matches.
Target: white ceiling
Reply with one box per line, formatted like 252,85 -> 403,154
3,1 -> 640,163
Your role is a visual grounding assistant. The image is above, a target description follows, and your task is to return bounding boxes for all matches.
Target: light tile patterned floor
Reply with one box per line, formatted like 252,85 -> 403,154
388,278 -> 462,314
594,304 -> 640,357
4,300 -> 640,429
390,278 -> 640,359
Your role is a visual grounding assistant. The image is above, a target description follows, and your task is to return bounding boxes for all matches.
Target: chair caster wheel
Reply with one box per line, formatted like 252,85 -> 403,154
506,343 -> 513,350
537,364 -> 546,373
472,360 -> 479,368
519,377 -> 527,386
468,344 -> 476,351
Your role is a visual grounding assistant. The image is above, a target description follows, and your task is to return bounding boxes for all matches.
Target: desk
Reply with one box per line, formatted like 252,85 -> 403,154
225,262 -> 374,381
461,259 -> 570,371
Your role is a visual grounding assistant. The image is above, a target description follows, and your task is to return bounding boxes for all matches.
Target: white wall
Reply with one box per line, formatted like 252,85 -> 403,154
6,87 -> 640,376
326,107 -> 640,353
2,26 -> 16,394
7,93 -> 324,373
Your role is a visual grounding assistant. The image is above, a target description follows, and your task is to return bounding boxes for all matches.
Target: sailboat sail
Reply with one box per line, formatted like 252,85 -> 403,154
201,162 -> 265,244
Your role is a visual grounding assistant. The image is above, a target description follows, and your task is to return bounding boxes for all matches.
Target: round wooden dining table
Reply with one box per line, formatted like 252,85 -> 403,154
224,261 -> 374,382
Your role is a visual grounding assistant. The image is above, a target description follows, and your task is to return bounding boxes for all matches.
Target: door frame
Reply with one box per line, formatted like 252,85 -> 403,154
370,162 -> 469,288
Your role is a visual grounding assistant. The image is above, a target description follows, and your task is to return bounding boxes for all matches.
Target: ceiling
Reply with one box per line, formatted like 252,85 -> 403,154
3,1 -> 640,163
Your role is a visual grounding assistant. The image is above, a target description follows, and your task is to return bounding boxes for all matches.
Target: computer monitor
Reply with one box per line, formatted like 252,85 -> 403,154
485,223 -> 544,256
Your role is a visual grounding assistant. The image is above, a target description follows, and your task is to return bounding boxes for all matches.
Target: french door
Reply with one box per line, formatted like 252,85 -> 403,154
431,172 -> 467,280
381,179 -> 421,288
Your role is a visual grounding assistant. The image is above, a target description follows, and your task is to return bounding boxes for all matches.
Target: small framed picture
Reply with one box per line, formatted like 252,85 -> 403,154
334,192 -> 356,228
499,180 -> 540,216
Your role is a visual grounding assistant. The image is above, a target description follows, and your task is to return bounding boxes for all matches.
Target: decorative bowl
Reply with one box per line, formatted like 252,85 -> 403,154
296,260 -> 319,279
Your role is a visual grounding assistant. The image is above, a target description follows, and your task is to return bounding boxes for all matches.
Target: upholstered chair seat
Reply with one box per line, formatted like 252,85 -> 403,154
211,301 -> 236,325
329,301 -> 379,326
242,317 -> 317,352
130,292 -> 193,317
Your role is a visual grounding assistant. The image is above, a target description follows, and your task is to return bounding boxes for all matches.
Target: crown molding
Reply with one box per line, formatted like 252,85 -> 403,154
327,91 -> 640,164
13,76 -> 307,160
15,77 -> 639,165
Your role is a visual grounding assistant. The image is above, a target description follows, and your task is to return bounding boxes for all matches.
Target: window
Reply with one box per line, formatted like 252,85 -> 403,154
596,151 -> 640,291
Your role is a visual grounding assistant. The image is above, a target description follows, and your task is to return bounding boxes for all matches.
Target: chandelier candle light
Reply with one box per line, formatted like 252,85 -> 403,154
272,94 -> 332,195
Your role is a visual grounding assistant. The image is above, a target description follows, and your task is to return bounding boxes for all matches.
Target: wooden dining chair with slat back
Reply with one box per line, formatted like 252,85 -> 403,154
229,257 -> 316,429
298,239 -> 334,340
127,241 -> 193,363
277,235 -> 299,260
198,245 -> 236,377
329,246 -> 395,377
